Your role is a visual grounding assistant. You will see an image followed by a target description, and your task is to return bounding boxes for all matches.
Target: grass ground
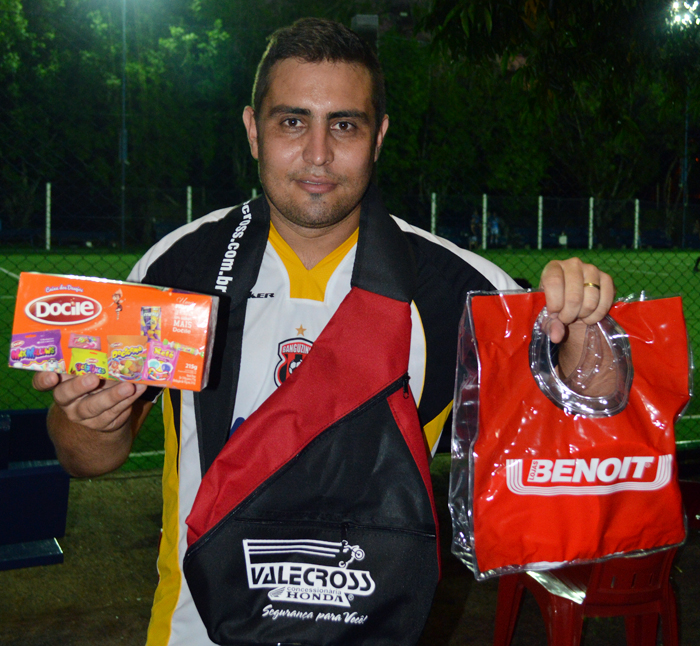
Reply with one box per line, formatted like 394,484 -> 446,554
1,457 -> 699,645
1,247 -> 699,470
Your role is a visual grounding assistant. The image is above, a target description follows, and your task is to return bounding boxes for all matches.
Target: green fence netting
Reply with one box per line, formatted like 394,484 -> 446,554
1,191 -> 699,471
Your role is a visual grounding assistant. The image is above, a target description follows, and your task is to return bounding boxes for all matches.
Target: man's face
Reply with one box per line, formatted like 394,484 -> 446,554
243,59 -> 389,233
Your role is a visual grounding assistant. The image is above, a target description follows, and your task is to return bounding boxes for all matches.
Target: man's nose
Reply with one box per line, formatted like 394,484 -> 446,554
302,125 -> 333,166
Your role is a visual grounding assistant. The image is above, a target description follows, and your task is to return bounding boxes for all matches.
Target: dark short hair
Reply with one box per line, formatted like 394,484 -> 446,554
252,17 -> 386,131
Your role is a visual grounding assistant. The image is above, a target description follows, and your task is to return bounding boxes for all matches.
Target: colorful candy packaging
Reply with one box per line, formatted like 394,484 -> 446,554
10,331 -> 65,372
146,340 -> 180,383
141,306 -> 161,341
9,272 -> 219,391
69,349 -> 108,377
107,335 -> 148,381
69,333 -> 101,350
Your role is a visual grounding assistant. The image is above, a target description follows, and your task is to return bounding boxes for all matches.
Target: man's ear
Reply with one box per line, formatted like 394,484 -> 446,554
373,114 -> 390,162
242,106 -> 259,160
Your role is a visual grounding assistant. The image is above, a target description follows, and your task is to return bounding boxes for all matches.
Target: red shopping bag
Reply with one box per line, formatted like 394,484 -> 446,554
450,291 -> 690,579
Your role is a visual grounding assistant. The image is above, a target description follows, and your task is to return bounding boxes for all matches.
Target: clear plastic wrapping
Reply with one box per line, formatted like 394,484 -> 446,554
530,307 -> 633,418
449,290 -> 692,585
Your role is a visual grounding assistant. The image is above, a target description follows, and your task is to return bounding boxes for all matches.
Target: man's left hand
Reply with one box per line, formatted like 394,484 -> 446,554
539,258 -> 615,345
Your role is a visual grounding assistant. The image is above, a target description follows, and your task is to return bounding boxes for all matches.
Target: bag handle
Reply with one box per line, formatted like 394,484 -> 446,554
529,308 -> 633,417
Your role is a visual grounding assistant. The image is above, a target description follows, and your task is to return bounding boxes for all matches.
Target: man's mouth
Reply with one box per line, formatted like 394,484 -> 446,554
296,178 -> 337,194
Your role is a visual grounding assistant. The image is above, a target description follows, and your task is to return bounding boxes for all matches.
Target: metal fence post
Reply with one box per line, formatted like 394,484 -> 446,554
588,197 -> 594,250
120,0 -> 127,250
537,195 -> 543,250
45,182 -> 51,251
634,199 -> 640,250
430,192 -> 437,235
186,186 -> 192,224
482,193 -> 488,250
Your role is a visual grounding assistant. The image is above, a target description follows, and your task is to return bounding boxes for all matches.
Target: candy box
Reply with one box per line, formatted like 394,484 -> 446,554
9,273 -> 219,391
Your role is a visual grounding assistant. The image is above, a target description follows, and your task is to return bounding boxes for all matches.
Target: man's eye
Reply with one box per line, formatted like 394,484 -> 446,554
283,118 -> 301,128
334,121 -> 355,132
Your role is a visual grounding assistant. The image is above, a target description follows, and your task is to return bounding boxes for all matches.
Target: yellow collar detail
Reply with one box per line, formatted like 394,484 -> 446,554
269,223 -> 359,301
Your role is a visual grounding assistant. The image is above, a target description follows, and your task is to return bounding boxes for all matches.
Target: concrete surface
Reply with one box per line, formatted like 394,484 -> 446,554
0,466 -> 698,645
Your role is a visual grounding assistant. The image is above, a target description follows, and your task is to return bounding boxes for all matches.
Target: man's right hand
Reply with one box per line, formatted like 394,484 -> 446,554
33,372 -> 151,477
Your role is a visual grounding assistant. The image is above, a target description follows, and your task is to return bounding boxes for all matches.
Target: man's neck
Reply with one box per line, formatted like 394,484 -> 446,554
269,208 -> 361,270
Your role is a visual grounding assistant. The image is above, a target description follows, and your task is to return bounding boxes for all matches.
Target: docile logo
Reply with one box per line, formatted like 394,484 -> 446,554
25,294 -> 102,325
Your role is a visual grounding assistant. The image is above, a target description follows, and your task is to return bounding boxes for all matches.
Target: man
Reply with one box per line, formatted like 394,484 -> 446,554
33,17 -> 614,646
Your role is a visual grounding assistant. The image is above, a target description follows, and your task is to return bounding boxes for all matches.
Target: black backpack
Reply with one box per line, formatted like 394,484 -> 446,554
183,288 -> 440,646
181,188 -> 441,645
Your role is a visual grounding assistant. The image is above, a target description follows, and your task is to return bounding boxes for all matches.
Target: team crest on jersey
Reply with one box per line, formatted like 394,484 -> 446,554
275,337 -> 313,386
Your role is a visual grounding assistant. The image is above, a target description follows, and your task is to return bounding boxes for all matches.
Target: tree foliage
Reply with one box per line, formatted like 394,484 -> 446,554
378,29 -> 550,214
2,0 -> 700,244
421,1 -> 682,105
419,0 -> 700,224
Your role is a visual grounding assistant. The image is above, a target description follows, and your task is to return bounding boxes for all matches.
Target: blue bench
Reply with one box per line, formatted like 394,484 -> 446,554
0,409 -> 70,571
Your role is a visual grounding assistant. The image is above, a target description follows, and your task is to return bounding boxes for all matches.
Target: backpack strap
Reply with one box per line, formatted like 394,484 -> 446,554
193,196 -> 270,473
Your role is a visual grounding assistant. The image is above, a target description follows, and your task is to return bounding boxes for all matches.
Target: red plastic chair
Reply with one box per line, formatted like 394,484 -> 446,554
493,548 -> 679,646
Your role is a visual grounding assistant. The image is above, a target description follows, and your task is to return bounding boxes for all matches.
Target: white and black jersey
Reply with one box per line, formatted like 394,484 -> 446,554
128,186 -> 517,646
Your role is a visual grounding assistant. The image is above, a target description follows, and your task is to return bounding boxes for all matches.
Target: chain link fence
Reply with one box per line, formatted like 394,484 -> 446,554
433,194 -> 700,459
1,188 -> 699,471
4,0 -> 698,473
0,182 -> 250,471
